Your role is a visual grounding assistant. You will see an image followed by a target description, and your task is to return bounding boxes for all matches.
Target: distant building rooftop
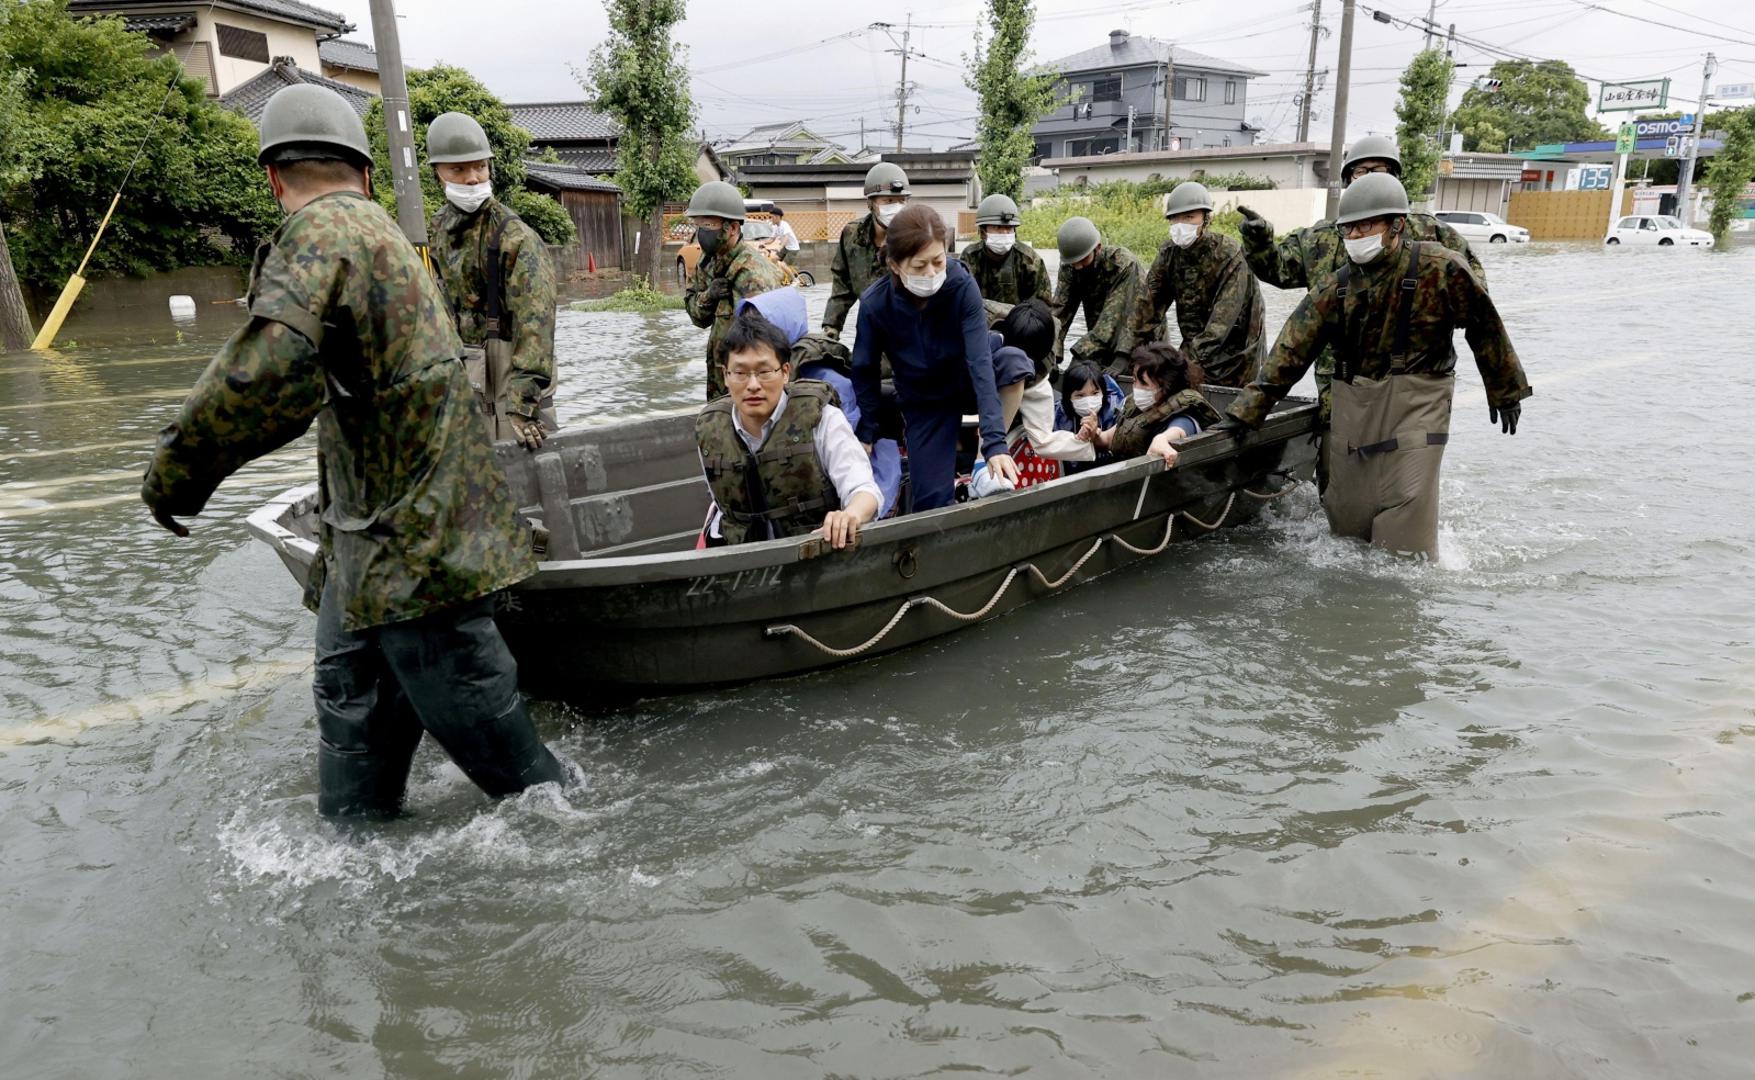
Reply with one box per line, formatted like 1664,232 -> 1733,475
1039,30 -> 1267,78
507,102 -> 619,142
317,37 -> 376,74
221,56 -> 374,123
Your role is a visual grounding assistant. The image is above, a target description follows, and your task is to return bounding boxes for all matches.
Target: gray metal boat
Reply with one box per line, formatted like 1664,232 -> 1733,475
246,387 -> 1316,696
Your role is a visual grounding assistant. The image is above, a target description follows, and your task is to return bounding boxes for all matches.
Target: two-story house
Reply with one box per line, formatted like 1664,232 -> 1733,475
1031,29 -> 1265,160
68,0 -> 354,98
717,122 -> 855,169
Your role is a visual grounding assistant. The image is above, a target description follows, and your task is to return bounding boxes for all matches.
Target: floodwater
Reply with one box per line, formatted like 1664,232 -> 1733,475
4,245 -> 1755,1078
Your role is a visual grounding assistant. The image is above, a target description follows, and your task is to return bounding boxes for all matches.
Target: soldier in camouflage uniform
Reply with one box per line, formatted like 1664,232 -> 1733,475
1052,216 -> 1150,375
822,161 -> 911,338
956,193 -> 1053,306
684,180 -> 788,399
1129,181 -> 1266,387
1237,134 -> 1484,426
139,85 -> 565,819
1219,174 -> 1531,559
425,111 -> 557,449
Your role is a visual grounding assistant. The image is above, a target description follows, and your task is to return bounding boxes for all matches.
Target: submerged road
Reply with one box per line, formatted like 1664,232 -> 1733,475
3,244 -> 1753,1077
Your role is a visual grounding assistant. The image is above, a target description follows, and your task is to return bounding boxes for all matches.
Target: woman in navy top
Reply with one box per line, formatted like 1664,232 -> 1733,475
851,204 -> 1022,511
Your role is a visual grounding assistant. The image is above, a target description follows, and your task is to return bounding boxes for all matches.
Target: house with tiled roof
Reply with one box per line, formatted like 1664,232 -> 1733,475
317,37 -> 380,95
68,0 -> 354,98
220,54 -> 374,123
1031,29 -> 1266,160
717,122 -> 854,169
508,102 -> 621,173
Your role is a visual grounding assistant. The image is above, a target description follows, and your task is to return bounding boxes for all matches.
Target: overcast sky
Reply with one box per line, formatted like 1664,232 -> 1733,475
321,0 -> 1755,151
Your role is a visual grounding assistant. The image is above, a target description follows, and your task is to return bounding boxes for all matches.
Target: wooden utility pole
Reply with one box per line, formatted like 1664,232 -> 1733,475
1297,0 -> 1323,143
1324,0 -> 1357,219
0,222 -> 33,352
892,14 -> 913,152
368,0 -> 429,249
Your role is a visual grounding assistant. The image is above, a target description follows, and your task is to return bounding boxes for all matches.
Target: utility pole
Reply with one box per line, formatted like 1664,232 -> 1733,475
1164,47 -> 1176,150
1674,52 -> 1716,225
890,14 -> 914,153
1423,0 -> 1437,49
368,0 -> 428,250
1298,0 -> 1323,143
1325,0 -> 1357,218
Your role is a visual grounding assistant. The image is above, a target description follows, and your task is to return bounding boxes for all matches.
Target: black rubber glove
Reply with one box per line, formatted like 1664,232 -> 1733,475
1236,205 -> 1263,223
1489,401 -> 1520,435
701,277 -> 732,305
1211,416 -> 1252,443
1236,206 -> 1270,237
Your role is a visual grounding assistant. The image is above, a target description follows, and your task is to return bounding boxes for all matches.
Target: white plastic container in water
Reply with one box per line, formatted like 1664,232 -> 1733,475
168,295 -> 197,323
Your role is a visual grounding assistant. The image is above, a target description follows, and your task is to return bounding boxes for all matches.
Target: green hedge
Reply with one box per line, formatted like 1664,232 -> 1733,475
1019,180 -> 1247,259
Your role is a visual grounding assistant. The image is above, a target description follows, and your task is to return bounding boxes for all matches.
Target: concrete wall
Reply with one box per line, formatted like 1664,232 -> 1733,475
188,10 -> 322,94
1206,187 -> 1327,232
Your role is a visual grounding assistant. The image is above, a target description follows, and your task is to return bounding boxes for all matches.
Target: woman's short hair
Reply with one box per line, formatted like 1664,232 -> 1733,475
883,203 -> 949,265
997,298 -> 1055,364
1059,360 -> 1108,421
1129,342 -> 1204,397
719,306 -> 792,365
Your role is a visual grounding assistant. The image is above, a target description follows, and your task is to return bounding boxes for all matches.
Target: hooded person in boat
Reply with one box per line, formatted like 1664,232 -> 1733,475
695,290 -> 884,549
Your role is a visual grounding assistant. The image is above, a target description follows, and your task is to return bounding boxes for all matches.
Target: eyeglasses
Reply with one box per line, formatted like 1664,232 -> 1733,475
1348,163 -> 1393,181
1339,222 -> 1383,238
723,366 -> 785,385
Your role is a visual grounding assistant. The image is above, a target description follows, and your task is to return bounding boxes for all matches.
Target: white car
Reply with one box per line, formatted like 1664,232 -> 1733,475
1604,215 -> 1715,247
1434,210 -> 1529,244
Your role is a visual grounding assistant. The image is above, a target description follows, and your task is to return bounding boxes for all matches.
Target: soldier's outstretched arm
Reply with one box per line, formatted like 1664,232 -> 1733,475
822,236 -> 856,335
1226,287 -> 1335,427
1454,260 -> 1530,411
1240,217 -> 1312,290
1435,218 -> 1487,288
502,228 -> 557,420
142,320 -> 325,534
1191,248 -> 1255,363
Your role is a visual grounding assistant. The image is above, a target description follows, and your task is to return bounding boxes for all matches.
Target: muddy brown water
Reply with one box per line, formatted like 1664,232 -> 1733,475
4,245 -> 1754,1078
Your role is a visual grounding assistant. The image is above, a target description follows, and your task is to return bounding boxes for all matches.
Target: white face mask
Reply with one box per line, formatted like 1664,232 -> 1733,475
876,203 -> 904,228
1169,222 -> 1201,249
1344,232 -> 1386,265
902,269 -> 946,298
985,232 -> 1017,255
445,181 -> 493,214
1132,386 -> 1160,411
1071,393 -> 1103,417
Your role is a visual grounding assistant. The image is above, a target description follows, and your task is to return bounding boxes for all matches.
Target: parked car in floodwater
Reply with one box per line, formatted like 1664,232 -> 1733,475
1604,215 -> 1715,248
1434,210 -> 1529,244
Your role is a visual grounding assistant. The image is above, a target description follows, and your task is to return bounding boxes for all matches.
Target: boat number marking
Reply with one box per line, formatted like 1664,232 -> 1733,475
687,565 -> 785,596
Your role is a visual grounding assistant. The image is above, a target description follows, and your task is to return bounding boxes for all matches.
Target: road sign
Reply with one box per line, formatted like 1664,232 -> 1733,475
1616,123 -> 1636,154
1599,78 -> 1671,112
1578,164 -> 1613,190
1715,82 -> 1753,100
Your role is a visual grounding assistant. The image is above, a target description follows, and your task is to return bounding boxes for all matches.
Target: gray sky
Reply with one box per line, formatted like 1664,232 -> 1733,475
322,0 -> 1755,150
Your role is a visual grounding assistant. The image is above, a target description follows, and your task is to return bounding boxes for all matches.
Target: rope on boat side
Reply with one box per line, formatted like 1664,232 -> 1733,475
1176,492 -> 1236,532
1241,477 -> 1302,501
766,513 -> 1178,659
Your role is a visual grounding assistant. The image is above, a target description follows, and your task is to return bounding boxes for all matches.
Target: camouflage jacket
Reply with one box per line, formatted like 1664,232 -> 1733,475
1241,210 -> 1484,293
1130,230 -> 1266,387
1053,244 -> 1149,373
1110,388 -> 1224,458
696,380 -> 840,545
823,214 -> 885,335
429,198 -> 557,420
685,238 -> 789,398
956,239 -> 1053,306
141,192 -> 534,630
1229,240 -> 1532,428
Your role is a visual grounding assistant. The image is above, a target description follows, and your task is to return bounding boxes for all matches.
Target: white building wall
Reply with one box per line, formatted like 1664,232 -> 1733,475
190,10 -> 323,94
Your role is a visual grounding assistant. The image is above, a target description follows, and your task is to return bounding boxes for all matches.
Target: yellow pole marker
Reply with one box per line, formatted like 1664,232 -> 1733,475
30,192 -> 124,352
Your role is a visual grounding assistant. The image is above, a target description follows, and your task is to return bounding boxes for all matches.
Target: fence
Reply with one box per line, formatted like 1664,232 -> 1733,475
1506,189 -> 1635,241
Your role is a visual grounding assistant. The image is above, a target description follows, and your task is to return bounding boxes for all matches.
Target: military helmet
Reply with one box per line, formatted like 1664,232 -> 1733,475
1057,216 -> 1102,263
426,111 -> 493,164
1335,172 -> 1410,225
1342,134 -> 1403,180
256,84 -> 371,166
686,180 -> 747,221
863,161 -> 911,198
975,193 -> 1022,227
1163,180 -> 1214,218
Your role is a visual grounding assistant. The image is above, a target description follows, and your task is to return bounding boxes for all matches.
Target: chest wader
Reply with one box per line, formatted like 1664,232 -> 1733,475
462,215 -> 558,442
1321,243 -> 1452,559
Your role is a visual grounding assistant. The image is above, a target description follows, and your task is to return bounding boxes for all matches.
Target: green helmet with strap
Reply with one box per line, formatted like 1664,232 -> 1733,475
863,161 -> 911,198
686,180 -> 747,221
426,111 -> 492,164
1057,216 -> 1101,263
975,193 -> 1022,227
1335,172 -> 1410,225
1164,180 -> 1214,217
1342,134 -> 1403,180
256,83 -> 370,166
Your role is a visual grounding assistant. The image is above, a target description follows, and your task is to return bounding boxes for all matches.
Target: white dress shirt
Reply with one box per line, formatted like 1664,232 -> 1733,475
703,389 -> 882,539
1014,377 -> 1096,462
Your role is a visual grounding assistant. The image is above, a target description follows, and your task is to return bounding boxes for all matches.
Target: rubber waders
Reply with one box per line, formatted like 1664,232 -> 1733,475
1320,371 -> 1453,559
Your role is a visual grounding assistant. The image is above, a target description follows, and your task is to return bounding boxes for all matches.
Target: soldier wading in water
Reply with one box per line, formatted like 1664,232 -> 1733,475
1212,174 -> 1531,560
140,85 -> 566,818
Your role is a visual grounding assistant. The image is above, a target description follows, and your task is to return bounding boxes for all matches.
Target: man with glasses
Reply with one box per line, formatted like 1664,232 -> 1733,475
1234,135 -> 1483,451
694,305 -> 881,547
1215,174 -> 1530,560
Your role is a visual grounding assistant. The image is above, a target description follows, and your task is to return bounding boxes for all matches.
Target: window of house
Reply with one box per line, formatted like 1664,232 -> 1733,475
1032,140 -> 1053,162
1066,138 -> 1091,158
215,23 -> 270,63
1174,76 -> 1206,102
1091,72 -> 1122,102
1222,136 -> 1232,147
1225,80 -> 1237,105
1091,136 -> 1120,155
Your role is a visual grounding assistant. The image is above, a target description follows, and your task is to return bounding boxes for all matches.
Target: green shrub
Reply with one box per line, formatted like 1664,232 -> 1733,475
571,278 -> 685,312
505,189 -> 576,246
1020,181 -> 1244,258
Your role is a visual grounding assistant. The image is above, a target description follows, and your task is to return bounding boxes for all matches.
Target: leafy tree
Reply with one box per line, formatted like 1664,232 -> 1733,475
580,0 -> 698,283
1394,49 -> 1451,200
0,0 -> 279,290
0,12 -> 31,348
363,63 -> 574,245
965,0 -> 1058,200
1449,59 -> 1607,152
1704,107 -> 1755,242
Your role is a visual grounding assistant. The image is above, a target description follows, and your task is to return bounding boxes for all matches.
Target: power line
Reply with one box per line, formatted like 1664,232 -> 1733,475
1563,0 -> 1755,47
